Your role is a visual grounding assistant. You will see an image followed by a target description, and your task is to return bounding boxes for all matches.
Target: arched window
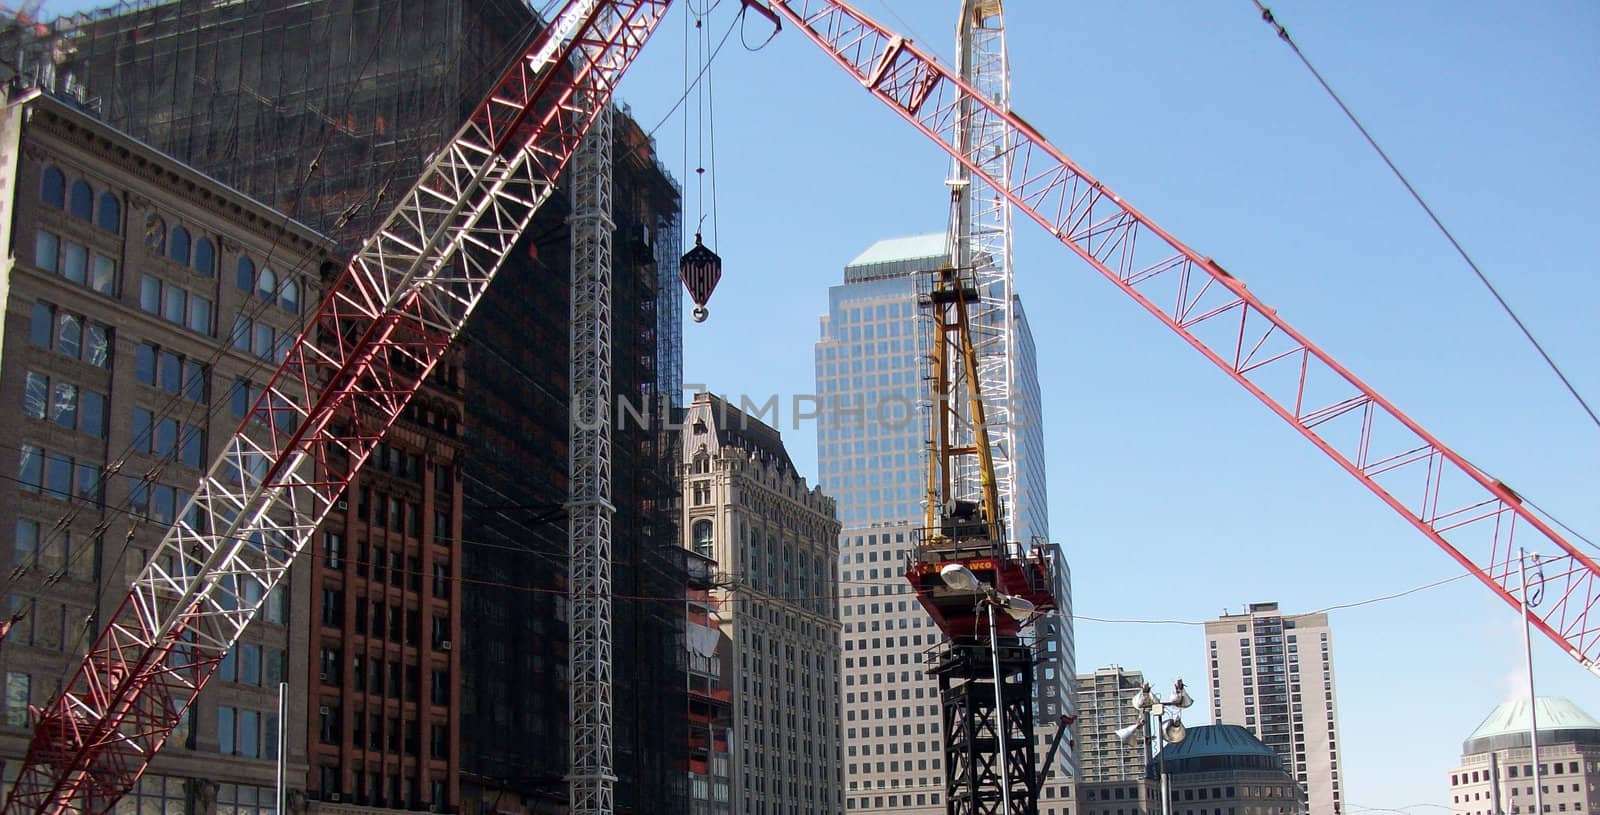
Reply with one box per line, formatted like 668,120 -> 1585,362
168,226 -> 191,265
68,180 -> 93,219
236,256 -> 255,291
257,267 -> 277,300
692,452 -> 709,474
280,278 -> 299,313
144,212 -> 165,252
96,192 -> 121,233
40,166 -> 65,207
692,520 -> 714,558
193,237 -> 215,276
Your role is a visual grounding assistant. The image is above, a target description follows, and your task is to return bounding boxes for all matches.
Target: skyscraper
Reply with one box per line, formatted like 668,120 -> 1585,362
820,235 -> 1066,814
1205,602 -> 1343,815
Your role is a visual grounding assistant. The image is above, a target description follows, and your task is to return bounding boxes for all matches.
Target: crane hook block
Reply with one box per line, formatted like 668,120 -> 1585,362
680,233 -> 722,323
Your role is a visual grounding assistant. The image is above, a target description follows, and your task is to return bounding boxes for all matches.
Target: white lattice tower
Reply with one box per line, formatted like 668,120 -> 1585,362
567,96 -> 616,815
951,0 -> 1017,541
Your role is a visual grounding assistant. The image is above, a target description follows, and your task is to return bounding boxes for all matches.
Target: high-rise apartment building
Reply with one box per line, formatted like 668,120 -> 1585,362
1205,602 -> 1343,815
37,0 -> 689,810
1075,667 -> 1147,783
820,235 -> 1067,813
0,84 -> 334,811
679,393 -> 843,815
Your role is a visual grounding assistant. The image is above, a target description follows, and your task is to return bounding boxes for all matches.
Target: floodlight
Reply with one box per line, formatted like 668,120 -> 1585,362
1000,596 -> 1036,621
1163,717 -> 1187,745
1115,723 -> 1142,744
938,563 -> 983,593
1165,678 -> 1194,710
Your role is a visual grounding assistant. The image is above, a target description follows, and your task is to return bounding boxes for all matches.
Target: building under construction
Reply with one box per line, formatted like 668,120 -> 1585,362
7,0 -> 688,811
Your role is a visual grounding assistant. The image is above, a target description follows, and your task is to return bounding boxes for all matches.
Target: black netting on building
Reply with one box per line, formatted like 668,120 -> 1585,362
36,0 -> 687,810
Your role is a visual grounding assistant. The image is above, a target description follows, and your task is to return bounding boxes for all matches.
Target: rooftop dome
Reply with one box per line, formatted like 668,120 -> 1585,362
1464,697 -> 1600,755
1151,725 -> 1288,776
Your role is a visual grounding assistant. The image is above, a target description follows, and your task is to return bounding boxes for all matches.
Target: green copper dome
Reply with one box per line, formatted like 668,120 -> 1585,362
1464,697 -> 1600,755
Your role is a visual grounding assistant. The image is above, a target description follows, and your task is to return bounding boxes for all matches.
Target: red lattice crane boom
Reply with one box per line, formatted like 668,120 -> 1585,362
3,1 -> 1595,814
753,0 -> 1597,677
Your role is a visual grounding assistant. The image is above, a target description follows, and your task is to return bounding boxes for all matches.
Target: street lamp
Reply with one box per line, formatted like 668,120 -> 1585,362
939,564 -> 1037,815
1120,678 -> 1194,815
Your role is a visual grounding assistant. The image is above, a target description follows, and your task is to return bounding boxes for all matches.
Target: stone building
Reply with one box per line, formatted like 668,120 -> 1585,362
1449,697 -> 1600,815
680,392 -> 843,815
0,84 -> 334,814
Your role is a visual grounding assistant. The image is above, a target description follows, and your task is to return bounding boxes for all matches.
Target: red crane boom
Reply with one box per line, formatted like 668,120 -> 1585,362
3,0 -> 1593,813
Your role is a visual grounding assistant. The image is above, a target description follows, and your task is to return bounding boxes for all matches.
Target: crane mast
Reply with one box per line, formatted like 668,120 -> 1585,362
950,0 -> 1020,544
4,1 -> 1597,814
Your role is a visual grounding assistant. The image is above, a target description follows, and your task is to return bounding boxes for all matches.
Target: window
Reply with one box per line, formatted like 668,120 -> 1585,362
258,267 -> 277,300
194,237 -> 215,276
96,191 -> 121,233
281,278 -> 299,312
4,672 -> 29,727
169,226 -> 191,266
135,344 -> 208,402
69,180 -> 92,219
40,166 -> 64,207
693,520 -> 714,557
144,212 -> 165,252
35,231 -> 114,296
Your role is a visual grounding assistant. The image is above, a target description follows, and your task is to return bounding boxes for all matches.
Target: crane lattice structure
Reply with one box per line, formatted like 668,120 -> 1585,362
1,3 -> 1596,815
950,0 -> 1020,543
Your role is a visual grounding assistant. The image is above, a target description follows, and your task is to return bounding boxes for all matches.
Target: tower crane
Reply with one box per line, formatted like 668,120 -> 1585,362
1,3 -> 1595,815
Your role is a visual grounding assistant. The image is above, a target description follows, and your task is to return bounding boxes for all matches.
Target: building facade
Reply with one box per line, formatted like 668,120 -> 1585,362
30,0 -> 689,810
1076,667 -> 1148,783
0,85 -> 334,813
1153,725 -> 1305,815
819,234 -> 1068,813
1449,697 -> 1600,815
1205,602 -> 1343,815
680,393 -> 843,815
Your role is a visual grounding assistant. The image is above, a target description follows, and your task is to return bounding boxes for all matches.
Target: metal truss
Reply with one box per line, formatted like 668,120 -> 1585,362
951,0 -> 1018,543
935,641 -> 1039,815
766,0 -> 1600,675
2,3 -> 671,814
568,97 -> 617,815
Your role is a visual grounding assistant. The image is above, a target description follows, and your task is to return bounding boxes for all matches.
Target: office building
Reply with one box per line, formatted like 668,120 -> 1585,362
1205,602 -> 1343,815
680,392 -> 843,815
1152,725 -> 1305,815
682,548 -> 731,815
1448,697 -> 1600,815
0,84 -> 335,811
820,234 -> 1067,813
1034,540 -> 1075,814
24,0 -> 689,810
1076,667 -> 1148,783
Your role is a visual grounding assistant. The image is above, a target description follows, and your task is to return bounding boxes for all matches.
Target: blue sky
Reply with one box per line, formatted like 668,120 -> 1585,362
609,0 -> 1599,807
34,0 -> 1597,806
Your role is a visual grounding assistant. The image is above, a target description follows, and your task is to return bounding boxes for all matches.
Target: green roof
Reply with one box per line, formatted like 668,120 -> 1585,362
1468,698 -> 1600,740
846,233 -> 947,268
1464,697 -> 1600,754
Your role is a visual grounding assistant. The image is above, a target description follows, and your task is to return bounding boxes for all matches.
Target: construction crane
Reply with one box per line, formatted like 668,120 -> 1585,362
1,2 -> 1595,815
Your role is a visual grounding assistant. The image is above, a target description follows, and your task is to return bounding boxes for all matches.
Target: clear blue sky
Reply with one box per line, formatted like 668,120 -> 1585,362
612,0 -> 1599,808
36,0 -> 1597,807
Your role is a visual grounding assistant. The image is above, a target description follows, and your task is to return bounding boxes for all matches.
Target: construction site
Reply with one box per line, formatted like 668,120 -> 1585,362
0,1 -> 1594,815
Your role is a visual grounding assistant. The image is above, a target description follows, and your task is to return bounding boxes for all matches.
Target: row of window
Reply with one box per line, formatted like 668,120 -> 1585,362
230,315 -> 293,362
145,213 -> 216,275
1454,762 -> 1588,784
139,274 -> 214,335
217,704 -> 278,759
30,301 -> 112,367
35,230 -> 116,296
17,445 -> 103,504
135,342 -> 209,402
39,166 -> 121,233
23,371 -> 107,438
130,408 -> 207,468
218,642 -> 289,688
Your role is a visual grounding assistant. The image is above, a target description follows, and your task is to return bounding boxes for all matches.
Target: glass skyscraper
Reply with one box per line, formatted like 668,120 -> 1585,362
820,234 -> 1074,813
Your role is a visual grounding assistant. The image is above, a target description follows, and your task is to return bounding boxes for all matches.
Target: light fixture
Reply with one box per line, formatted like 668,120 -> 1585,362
1115,723 -> 1142,744
938,563 -> 984,593
1128,684 -> 1155,713
1000,596 -> 1036,621
1162,717 -> 1187,745
1164,678 -> 1193,710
